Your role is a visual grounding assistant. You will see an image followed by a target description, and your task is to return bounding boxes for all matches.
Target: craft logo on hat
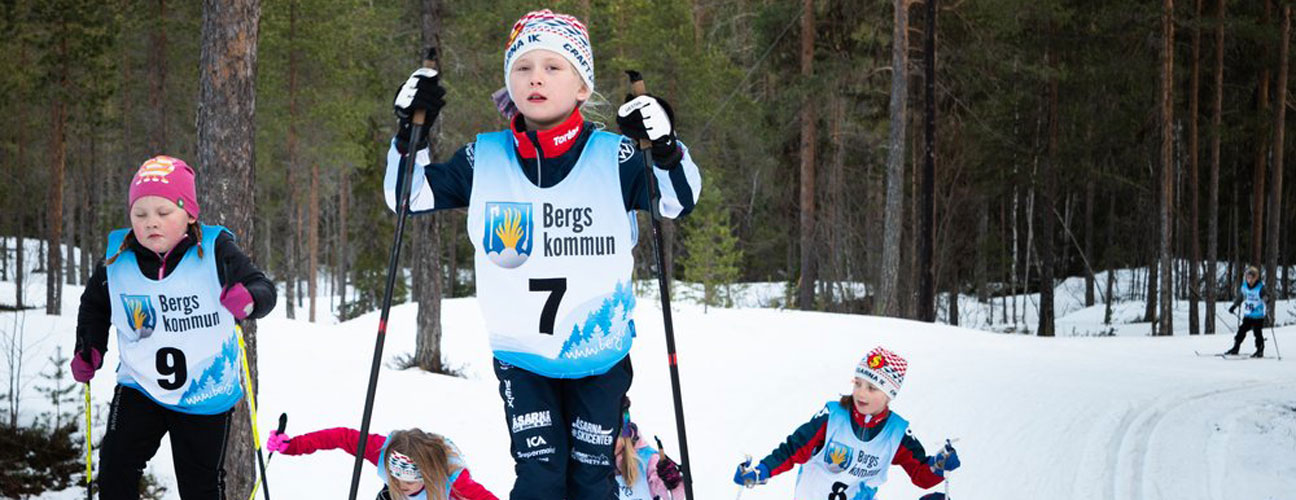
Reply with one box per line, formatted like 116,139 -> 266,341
867,353 -> 886,370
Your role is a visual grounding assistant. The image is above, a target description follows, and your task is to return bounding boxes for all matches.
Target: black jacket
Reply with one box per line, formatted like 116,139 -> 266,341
75,228 -> 277,356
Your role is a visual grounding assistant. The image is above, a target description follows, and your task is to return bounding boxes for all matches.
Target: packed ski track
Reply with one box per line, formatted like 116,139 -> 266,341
3,240 -> 1295,499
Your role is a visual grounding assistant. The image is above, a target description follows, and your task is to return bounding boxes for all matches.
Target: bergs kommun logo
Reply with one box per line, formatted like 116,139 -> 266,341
822,440 -> 854,473
120,294 -> 157,339
484,202 -> 533,269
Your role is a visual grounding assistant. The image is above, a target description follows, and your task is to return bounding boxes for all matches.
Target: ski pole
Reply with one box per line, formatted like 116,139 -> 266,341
250,413 -> 288,497
627,69 -> 694,500
83,379 -> 92,500
236,324 -> 271,500
1271,323 -> 1283,360
348,47 -> 439,500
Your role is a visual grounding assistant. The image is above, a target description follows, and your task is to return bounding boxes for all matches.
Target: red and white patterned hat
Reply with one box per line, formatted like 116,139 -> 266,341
855,346 -> 908,400
503,9 -> 594,98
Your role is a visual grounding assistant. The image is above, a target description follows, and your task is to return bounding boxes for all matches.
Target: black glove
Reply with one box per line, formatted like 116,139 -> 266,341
1228,304 -> 1238,314
392,68 -> 446,154
656,453 -> 683,489
616,94 -> 682,166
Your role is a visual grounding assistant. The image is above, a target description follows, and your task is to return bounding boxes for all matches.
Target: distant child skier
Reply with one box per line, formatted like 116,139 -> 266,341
614,398 -> 685,500
1226,266 -> 1269,357
70,155 -> 278,499
267,427 -> 497,500
733,347 -> 960,499
383,8 -> 702,499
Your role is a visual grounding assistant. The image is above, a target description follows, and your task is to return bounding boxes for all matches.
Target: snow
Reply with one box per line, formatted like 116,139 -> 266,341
3,237 -> 1295,499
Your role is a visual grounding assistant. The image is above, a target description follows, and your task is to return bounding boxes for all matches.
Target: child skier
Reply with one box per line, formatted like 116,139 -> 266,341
1226,266 -> 1269,357
615,398 -> 685,500
733,347 -> 960,499
266,427 -> 498,500
70,155 -> 277,499
384,8 -> 701,499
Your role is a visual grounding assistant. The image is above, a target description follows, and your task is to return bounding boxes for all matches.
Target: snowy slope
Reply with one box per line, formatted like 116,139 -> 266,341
3,238 -> 1294,499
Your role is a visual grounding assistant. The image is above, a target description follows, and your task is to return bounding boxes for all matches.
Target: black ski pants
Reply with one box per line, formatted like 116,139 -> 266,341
494,356 -> 633,500
1233,316 -> 1267,352
98,385 -> 232,500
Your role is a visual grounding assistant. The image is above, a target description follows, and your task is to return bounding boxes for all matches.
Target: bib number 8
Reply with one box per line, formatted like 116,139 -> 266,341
156,347 -> 187,390
827,482 -> 848,500
529,278 -> 567,335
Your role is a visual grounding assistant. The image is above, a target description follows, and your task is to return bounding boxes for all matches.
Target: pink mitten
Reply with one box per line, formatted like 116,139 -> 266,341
267,430 -> 291,453
220,283 -> 255,320
71,348 -> 103,383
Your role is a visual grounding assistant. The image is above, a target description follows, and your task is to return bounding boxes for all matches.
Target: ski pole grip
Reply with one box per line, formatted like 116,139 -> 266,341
412,47 -> 440,127
625,70 -> 652,150
277,413 -> 288,434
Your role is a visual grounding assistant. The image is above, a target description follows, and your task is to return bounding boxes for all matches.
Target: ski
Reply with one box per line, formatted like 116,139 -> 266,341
1194,350 -> 1272,360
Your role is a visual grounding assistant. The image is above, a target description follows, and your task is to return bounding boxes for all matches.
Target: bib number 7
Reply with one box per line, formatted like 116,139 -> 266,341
529,278 -> 567,335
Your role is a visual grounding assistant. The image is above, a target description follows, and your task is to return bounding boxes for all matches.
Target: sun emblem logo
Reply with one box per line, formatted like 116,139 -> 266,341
868,354 -> 886,370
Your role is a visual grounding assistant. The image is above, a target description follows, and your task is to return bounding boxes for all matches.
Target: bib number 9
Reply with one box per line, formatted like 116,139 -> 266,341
529,278 -> 567,335
156,347 -> 187,390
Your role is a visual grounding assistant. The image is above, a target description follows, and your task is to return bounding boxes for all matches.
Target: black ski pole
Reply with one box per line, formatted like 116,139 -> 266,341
250,413 -> 288,497
626,69 -> 694,500
348,48 -> 438,500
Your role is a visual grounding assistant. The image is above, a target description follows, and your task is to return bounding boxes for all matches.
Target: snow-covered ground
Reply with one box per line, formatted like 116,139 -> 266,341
3,237 -> 1295,499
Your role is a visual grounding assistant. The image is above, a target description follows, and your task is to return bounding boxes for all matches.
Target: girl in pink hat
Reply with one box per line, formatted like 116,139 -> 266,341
70,155 -> 277,499
732,347 -> 961,499
383,8 -> 703,499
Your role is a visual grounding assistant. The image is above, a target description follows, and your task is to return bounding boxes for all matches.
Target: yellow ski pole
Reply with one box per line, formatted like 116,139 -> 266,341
236,324 -> 271,500
84,380 -> 92,500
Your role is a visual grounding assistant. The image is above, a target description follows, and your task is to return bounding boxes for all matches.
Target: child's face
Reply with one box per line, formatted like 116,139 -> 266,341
130,196 -> 195,255
851,377 -> 890,416
508,50 -> 590,130
394,478 -> 424,496
1247,272 -> 1258,285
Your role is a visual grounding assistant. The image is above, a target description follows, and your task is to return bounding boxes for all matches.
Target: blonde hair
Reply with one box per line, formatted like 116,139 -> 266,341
105,223 -> 205,265
383,429 -> 460,500
615,434 -> 641,486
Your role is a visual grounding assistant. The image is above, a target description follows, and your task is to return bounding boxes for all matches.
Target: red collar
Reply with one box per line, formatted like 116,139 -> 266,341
511,109 -> 586,159
851,405 -> 890,429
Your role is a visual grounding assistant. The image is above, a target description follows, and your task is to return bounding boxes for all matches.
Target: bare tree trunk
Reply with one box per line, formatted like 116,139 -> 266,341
1158,0 -> 1176,336
877,0 -> 909,317
1038,35 -> 1059,338
797,0 -> 817,310
1084,179 -> 1095,306
1206,0 -> 1226,334
917,0 -> 937,322
196,0 -> 260,497
148,0 -> 168,153
976,202 -> 989,303
1105,195 -> 1116,325
309,160 -> 319,322
414,0 -> 446,373
1265,5 -> 1289,326
83,135 -> 96,283
1188,0 -> 1203,334
65,160 -> 77,286
339,169 -> 349,311
46,24 -> 68,316
1253,0 -> 1273,267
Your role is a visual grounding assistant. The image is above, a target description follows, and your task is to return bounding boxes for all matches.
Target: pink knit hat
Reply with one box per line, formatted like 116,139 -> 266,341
129,155 -> 199,219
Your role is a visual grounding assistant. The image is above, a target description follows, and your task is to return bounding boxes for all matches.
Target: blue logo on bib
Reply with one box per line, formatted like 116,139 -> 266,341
823,440 -> 854,473
484,202 -> 534,269
120,294 -> 157,338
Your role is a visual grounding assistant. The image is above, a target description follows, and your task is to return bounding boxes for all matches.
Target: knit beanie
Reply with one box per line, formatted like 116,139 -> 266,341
503,9 -> 594,101
855,346 -> 908,400
128,155 -> 200,219
387,450 -> 422,482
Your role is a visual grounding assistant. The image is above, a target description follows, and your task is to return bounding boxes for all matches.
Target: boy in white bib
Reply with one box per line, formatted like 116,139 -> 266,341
733,347 -> 960,500
384,8 -> 701,499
